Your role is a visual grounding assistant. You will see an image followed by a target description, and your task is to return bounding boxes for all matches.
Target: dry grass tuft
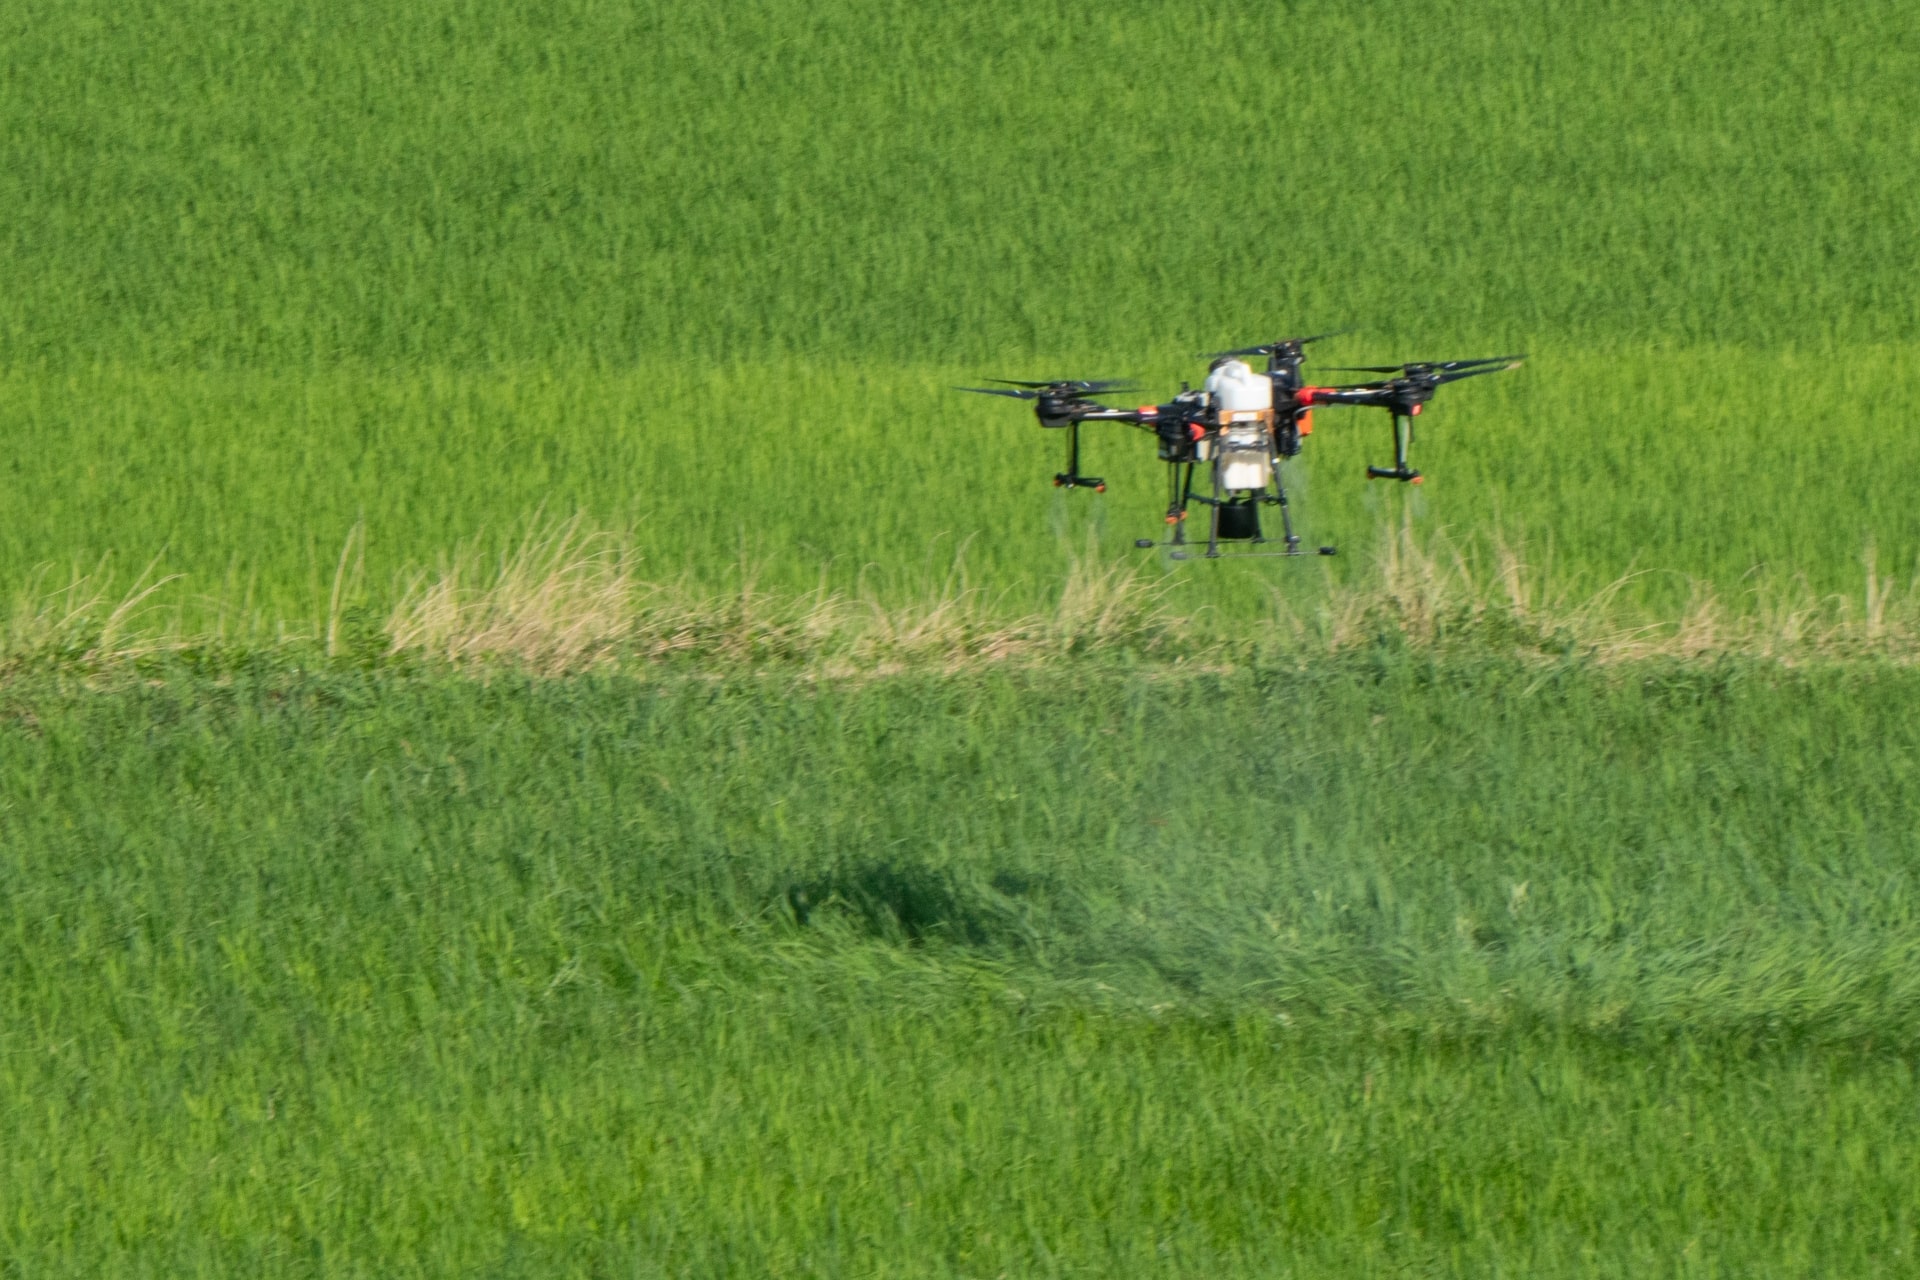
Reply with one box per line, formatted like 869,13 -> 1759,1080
385,516 -> 641,669
380,521 -> 1179,674
3,559 -> 186,665
10,514 -> 1920,675
1285,512 -> 1920,665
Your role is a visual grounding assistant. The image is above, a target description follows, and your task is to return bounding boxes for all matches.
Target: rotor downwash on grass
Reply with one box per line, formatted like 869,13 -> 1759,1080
4,658 -> 1918,1273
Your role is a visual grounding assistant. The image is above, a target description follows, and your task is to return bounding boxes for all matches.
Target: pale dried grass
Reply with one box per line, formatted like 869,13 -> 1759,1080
385,516 -> 641,669
380,521 -> 1178,674
1285,511 -> 1920,665
9,515 -> 1920,674
3,559 -> 185,664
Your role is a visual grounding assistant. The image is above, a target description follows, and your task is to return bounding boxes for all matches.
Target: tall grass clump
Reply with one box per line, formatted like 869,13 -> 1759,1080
15,511 -> 1920,674
378,517 -> 1180,672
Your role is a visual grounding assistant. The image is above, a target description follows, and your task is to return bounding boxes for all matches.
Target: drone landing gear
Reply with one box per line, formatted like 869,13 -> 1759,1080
1131,459 -> 1335,559
1367,413 -> 1423,483
1267,441 -> 1302,556
1053,422 -> 1105,492
1132,532 -> 1337,559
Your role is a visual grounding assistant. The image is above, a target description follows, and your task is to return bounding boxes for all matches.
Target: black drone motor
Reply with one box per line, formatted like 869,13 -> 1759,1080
1152,389 -> 1209,464
954,377 -> 1139,490
1306,355 -> 1525,482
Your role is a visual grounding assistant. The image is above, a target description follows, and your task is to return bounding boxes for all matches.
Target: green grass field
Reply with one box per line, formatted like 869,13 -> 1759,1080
7,661 -> 1920,1274
8,349 -> 1920,641
3,0 -> 1919,628
4,0 -> 1920,1272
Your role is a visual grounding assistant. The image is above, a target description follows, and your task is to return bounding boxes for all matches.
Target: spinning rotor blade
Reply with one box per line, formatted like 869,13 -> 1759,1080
957,376 -> 1141,403
1425,354 -> 1525,372
983,377 -> 1136,394
1436,359 -> 1525,384
956,386 -> 1042,399
1324,354 -> 1526,376
1206,330 -> 1346,359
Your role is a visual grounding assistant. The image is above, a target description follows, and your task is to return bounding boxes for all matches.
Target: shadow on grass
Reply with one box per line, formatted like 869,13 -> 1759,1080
784,858 -> 1062,949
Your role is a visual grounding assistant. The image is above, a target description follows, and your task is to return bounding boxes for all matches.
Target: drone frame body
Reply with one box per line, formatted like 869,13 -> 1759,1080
958,337 -> 1522,559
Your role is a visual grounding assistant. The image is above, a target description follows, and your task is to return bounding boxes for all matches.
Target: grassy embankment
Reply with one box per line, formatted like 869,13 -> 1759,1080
3,0 -> 1920,1273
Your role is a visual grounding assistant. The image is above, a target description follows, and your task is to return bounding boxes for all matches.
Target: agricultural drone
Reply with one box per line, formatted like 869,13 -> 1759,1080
958,335 -> 1523,558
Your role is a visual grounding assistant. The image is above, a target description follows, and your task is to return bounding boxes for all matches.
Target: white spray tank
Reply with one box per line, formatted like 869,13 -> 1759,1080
1203,359 -> 1275,492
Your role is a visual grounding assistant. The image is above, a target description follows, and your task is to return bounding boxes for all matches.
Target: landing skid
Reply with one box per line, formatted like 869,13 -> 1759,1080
1132,537 -> 1336,561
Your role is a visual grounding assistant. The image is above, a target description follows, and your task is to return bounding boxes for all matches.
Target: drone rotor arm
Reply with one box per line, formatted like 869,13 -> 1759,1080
1298,384 -> 1397,407
1072,405 -> 1154,422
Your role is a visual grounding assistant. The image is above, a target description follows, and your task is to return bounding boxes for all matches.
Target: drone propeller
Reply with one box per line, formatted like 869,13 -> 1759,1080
986,378 -> 1135,392
1324,355 -> 1525,376
957,378 -> 1138,400
1436,360 -> 1525,385
956,386 -> 1049,400
1206,331 -> 1346,359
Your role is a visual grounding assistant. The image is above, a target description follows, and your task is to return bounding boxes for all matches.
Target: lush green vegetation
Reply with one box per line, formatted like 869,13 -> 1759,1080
2,0 -> 1918,625
5,659 -> 1919,1273
3,0 -> 1918,1271
8,351 -> 1920,639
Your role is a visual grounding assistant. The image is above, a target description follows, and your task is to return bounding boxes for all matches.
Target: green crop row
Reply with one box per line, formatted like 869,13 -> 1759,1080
1,348 -> 1915,645
3,0 -> 1917,626
5,0 -> 1916,369
4,658 -> 1917,1273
